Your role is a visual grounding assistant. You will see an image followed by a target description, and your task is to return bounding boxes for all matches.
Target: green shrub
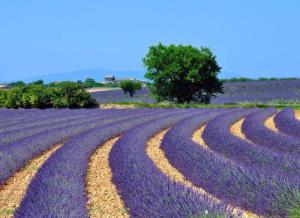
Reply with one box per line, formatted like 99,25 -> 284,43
50,82 -> 97,108
5,86 -> 26,108
8,81 -> 26,88
1,82 -> 97,109
0,90 -> 7,107
21,85 -> 52,109
83,78 -> 101,88
120,80 -> 142,97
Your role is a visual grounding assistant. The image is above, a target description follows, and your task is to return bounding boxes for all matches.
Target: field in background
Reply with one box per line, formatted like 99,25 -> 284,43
91,80 -> 300,105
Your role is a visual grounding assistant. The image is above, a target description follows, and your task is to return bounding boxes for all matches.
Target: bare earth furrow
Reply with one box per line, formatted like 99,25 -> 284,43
295,110 -> 300,120
86,137 -> 128,218
230,118 -> 253,143
0,143 -> 62,218
191,126 -> 208,148
264,114 -> 279,132
274,108 -> 300,140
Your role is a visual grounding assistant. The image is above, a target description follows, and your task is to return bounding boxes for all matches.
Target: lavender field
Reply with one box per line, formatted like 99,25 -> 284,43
1,108 -> 300,217
91,80 -> 300,104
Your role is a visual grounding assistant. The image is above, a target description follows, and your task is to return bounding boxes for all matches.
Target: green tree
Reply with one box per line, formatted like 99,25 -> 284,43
4,86 -> 26,108
143,43 -> 223,104
21,85 -> 51,108
0,90 -> 7,107
30,80 -> 44,85
9,81 -> 25,87
84,78 -> 97,88
120,80 -> 142,97
50,82 -> 97,108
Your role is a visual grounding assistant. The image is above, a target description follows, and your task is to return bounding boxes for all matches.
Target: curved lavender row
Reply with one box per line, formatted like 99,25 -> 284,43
202,109 -> 300,179
15,110 -> 196,217
0,108 -> 56,120
0,111 -> 126,146
0,109 -> 136,145
110,109 -> 230,217
274,108 -> 300,139
242,108 -> 300,155
0,109 -> 143,133
0,110 -> 58,127
161,111 -> 300,216
0,109 -> 105,133
0,109 -> 83,128
0,109 -> 162,186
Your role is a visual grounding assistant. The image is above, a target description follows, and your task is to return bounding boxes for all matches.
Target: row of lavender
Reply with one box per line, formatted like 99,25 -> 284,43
200,108 -> 300,216
1,108 -> 300,217
0,109 -> 165,185
1,108 -> 230,217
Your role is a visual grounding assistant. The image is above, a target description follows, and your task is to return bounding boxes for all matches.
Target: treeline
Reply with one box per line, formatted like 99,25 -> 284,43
221,77 -> 300,82
7,78 -> 119,89
0,82 -> 97,109
76,78 -> 119,88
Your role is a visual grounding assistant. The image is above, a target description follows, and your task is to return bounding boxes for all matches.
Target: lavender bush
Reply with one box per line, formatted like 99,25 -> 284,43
242,108 -> 300,156
15,110 -> 203,217
110,109 -> 230,217
274,108 -> 300,139
0,109 -> 102,133
202,109 -> 300,181
161,110 -> 300,216
0,110 -> 135,145
1,108 -> 300,217
0,109 -> 163,185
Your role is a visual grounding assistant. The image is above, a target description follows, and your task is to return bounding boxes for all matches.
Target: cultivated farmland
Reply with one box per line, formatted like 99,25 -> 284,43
0,108 -> 300,217
91,80 -> 300,104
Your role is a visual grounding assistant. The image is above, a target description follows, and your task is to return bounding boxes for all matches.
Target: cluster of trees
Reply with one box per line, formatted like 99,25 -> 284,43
5,78 -> 119,90
0,82 -> 97,109
221,77 -> 300,83
76,78 -> 119,88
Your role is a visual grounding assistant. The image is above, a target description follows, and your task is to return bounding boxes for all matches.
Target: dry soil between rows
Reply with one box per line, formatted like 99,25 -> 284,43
264,114 -> 279,132
86,137 -> 128,218
295,110 -> 300,120
0,143 -> 62,218
230,118 -> 253,143
192,126 -> 209,148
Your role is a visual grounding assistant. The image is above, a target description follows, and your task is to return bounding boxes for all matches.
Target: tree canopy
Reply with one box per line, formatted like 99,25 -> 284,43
120,80 -> 142,97
143,43 -> 223,104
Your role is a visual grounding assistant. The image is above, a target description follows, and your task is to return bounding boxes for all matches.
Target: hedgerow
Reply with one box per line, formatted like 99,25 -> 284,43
0,82 -> 97,109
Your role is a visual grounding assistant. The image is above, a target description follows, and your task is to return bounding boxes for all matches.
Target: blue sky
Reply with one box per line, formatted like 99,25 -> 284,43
0,0 -> 299,81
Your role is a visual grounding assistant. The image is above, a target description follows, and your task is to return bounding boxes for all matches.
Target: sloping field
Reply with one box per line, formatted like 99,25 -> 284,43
91,80 -> 300,104
0,108 -> 300,217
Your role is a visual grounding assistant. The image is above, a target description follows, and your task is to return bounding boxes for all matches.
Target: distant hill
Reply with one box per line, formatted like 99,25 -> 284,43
17,69 -> 146,83
4,69 -> 242,84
